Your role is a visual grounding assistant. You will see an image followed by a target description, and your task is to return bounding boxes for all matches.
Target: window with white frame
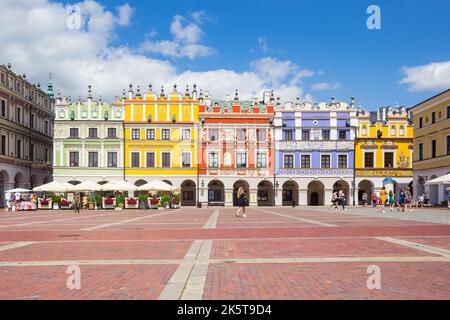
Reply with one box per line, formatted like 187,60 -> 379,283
131,129 -> 140,140
236,153 -> 247,168
131,152 -> 140,167
338,154 -> 347,168
146,129 -> 155,140
146,152 -> 155,168
161,129 -> 170,140
161,152 -> 171,167
321,155 -> 331,168
399,125 -> 405,136
390,125 -> 396,136
182,152 -> 191,167
301,155 -> 310,168
208,152 -> 219,168
284,154 -> 294,168
182,129 -> 191,141
209,129 -> 218,141
257,129 -> 266,141
257,153 -> 267,168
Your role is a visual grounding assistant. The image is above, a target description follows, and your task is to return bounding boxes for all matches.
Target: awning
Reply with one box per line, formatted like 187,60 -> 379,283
425,173 -> 450,185
99,180 -> 138,191
67,181 -> 102,192
33,181 -> 73,192
137,180 -> 176,192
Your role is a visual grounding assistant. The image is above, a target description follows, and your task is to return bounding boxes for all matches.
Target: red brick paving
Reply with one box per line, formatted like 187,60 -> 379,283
203,262 -> 450,300
0,207 -> 449,299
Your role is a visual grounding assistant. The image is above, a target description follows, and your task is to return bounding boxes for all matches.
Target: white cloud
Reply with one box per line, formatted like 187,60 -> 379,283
400,61 -> 450,92
311,82 -> 341,91
116,3 -> 133,26
258,37 -> 269,52
0,0 -> 313,103
140,14 -> 214,59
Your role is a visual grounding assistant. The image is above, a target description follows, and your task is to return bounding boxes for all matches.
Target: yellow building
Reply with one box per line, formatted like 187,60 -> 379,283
121,84 -> 199,205
410,89 -> 450,205
355,105 -> 414,203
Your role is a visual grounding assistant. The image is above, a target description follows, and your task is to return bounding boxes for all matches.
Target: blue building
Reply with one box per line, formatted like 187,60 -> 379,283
273,97 -> 357,206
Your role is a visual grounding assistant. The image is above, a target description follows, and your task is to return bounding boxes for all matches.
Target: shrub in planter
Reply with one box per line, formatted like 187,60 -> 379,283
138,194 -> 149,209
150,197 -> 159,205
51,195 -> 62,204
127,198 -> 137,205
60,199 -> 69,206
104,197 -> 114,205
161,194 -> 171,208
40,199 -> 49,205
116,195 -> 125,207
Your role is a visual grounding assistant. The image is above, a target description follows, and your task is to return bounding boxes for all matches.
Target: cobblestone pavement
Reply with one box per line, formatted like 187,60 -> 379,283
0,206 -> 449,300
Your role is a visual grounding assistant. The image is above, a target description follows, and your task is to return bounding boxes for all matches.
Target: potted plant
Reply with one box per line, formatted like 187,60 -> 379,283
171,195 -> 180,209
161,194 -> 171,209
150,196 -> 159,209
103,196 -> 115,209
51,195 -> 62,210
38,198 -> 52,210
138,194 -> 149,209
116,195 -> 125,210
59,199 -> 71,209
88,198 -> 95,210
125,197 -> 138,209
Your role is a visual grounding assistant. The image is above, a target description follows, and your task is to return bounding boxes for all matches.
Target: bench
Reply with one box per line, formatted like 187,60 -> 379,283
208,201 -> 225,207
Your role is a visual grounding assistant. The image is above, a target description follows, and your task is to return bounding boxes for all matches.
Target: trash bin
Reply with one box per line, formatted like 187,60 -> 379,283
292,201 -> 296,208
197,202 -> 202,208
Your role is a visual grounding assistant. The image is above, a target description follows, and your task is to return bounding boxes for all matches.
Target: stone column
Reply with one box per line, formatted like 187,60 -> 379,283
299,188 -> 308,205
324,188 -> 333,207
274,188 -> 282,206
225,188 -> 233,206
249,188 -> 257,207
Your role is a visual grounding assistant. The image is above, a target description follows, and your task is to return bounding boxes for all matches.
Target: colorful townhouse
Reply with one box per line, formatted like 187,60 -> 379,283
198,90 -> 275,206
274,97 -> 357,206
122,84 -> 199,205
53,87 -> 124,183
355,105 -> 413,203
409,89 -> 450,205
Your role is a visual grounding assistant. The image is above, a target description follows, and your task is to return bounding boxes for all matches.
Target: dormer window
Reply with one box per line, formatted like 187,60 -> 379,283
362,125 -> 368,135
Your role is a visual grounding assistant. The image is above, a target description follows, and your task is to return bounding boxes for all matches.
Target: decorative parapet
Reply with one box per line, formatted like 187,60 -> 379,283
355,169 -> 412,177
205,168 -> 270,176
276,141 -> 354,151
381,141 -> 398,149
276,168 -> 353,176
360,141 -> 378,149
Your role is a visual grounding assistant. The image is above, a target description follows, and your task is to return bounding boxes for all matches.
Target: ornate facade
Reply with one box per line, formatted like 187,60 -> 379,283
274,97 -> 357,206
0,64 -> 53,206
355,105 -> 413,203
53,87 -> 124,184
122,84 -> 199,205
198,90 -> 275,206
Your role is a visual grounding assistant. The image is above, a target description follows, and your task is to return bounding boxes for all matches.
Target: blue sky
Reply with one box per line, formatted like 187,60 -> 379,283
2,0 -> 449,109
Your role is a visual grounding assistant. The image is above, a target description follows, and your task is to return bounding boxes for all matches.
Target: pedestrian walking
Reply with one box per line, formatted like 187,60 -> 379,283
362,192 -> 368,207
447,185 -> 450,209
236,187 -> 247,218
379,187 -> 387,212
330,191 -> 339,211
398,188 -> 405,212
338,190 -> 346,211
404,188 -> 413,212
371,192 -> 377,208
388,190 -> 395,211
73,193 -> 80,214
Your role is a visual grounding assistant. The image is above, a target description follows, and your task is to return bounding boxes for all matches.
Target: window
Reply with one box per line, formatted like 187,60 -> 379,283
322,130 -> 330,140
131,152 -> 140,167
182,129 -> 191,141
1,135 -> 5,155
107,128 -> 117,138
16,140 -> 21,158
1,100 -> 5,117
131,129 -> 140,140
16,107 -> 21,123
419,117 -> 423,128
384,152 -> 394,168
88,128 -> 97,138
29,144 -> 34,161
237,129 -> 246,141
364,152 -> 374,168
284,130 -> 294,141
162,152 -> 171,168
447,106 -> 450,119
236,153 -> 247,168
338,155 -> 347,168
301,155 -> 310,168
161,129 -> 170,140
44,148 -> 48,162
209,129 -> 218,141
390,126 -> 396,136
338,130 -> 347,140
302,130 -> 310,140
321,155 -> 331,168
361,126 -> 367,136
257,129 -> 266,141
284,154 -> 294,168
431,139 -> 436,158
69,128 -> 79,138
146,152 -> 155,168
257,153 -> 267,168
107,152 -> 117,167
431,112 -> 436,124
399,125 -> 405,136
44,121 -> 48,134
208,153 -> 219,168
447,136 -> 450,156
88,152 -> 98,167
182,152 -> 191,168
70,152 -> 79,167
419,143 -> 424,161
146,129 -> 155,140
30,113 -> 34,128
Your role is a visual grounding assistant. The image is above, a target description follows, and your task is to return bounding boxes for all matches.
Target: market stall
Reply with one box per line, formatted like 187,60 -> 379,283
4,188 -> 37,211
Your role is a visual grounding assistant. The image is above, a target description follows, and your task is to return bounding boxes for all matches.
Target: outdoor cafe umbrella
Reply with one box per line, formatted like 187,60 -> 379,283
33,181 -> 72,193
137,180 -> 175,192
425,173 -> 450,185
67,180 -> 102,192
5,188 -> 32,193
99,180 -> 137,192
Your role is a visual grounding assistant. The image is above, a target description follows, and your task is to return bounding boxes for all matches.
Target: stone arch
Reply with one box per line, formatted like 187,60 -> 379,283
307,180 -> 325,206
257,180 -> 274,206
358,180 -> 374,204
333,180 -> 350,201
282,180 -> 299,206
14,172 -> 23,189
208,180 -> 224,203
180,180 -> 196,206
0,170 -> 10,207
